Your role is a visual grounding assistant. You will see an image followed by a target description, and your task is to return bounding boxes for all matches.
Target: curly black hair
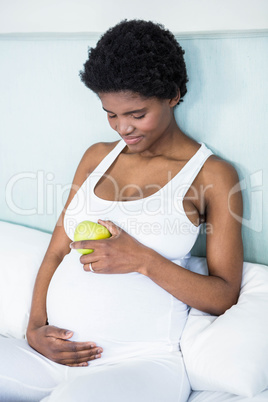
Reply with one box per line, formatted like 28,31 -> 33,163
79,19 -> 188,105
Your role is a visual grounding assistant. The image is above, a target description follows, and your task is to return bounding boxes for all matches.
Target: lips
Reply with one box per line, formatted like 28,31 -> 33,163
122,136 -> 143,145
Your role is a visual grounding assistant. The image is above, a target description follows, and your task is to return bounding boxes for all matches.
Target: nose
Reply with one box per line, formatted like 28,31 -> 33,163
116,121 -> 134,136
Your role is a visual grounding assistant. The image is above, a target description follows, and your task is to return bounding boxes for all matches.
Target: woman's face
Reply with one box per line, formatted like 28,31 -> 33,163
98,91 -> 178,154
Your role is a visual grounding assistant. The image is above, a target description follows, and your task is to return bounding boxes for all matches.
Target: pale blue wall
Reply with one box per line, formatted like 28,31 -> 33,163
0,32 -> 267,264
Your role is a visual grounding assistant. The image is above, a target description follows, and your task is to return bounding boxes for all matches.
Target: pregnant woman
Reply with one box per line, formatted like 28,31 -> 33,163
0,20 -> 243,401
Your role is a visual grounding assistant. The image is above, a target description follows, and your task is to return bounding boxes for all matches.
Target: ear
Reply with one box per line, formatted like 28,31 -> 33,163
169,89 -> 181,107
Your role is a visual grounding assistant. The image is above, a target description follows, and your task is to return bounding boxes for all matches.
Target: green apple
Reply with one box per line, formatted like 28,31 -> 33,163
74,220 -> 111,254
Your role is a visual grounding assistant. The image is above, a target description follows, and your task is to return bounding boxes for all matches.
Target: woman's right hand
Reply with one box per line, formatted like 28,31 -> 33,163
26,325 -> 103,367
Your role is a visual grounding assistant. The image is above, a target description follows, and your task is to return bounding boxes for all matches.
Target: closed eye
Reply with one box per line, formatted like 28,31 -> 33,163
133,114 -> 145,119
108,114 -> 145,120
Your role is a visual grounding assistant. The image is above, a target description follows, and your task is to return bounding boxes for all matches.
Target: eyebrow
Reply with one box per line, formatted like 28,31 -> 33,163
102,107 -> 147,115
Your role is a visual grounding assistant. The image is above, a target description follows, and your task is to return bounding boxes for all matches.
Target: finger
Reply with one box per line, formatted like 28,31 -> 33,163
83,260 -> 108,273
83,262 -> 98,273
81,257 -> 112,274
60,349 -> 102,364
70,239 -> 98,251
67,362 -> 89,367
45,326 -> 74,340
59,347 -> 103,365
98,219 -> 122,236
79,252 -> 100,265
59,340 -> 97,353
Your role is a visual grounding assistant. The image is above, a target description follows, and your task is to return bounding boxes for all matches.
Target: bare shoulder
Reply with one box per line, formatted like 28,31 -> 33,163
68,140 -> 120,192
82,140 -> 120,172
201,154 -> 241,197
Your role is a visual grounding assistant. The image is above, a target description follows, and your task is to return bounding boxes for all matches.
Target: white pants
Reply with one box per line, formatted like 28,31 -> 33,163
0,336 -> 191,402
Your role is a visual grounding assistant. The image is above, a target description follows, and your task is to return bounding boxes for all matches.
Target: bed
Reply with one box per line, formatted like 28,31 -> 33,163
0,30 -> 267,401
0,220 -> 268,401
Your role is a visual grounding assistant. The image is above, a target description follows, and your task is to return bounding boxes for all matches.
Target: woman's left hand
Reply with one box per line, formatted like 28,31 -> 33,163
70,219 -> 153,274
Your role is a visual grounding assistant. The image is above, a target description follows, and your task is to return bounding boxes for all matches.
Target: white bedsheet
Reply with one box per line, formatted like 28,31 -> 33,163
189,388 -> 268,401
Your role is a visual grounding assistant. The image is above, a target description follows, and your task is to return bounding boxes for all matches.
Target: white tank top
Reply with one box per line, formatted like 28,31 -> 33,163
47,140 -> 213,364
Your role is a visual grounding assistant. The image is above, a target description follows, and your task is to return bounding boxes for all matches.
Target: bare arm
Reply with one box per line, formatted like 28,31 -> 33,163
26,217 -> 71,332
139,159 -> 243,315
26,141 -> 118,365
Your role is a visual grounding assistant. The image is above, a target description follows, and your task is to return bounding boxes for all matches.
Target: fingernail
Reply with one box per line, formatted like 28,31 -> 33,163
69,243 -> 73,248
66,330 -> 72,335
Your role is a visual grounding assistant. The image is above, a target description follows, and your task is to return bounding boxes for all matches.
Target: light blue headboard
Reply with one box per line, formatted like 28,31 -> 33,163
0,31 -> 267,264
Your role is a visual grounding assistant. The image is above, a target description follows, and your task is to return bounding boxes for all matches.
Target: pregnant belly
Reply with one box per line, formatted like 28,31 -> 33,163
47,251 -> 187,360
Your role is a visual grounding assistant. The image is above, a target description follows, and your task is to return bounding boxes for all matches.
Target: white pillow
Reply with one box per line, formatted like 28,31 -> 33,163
181,256 -> 268,398
0,221 -> 51,339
